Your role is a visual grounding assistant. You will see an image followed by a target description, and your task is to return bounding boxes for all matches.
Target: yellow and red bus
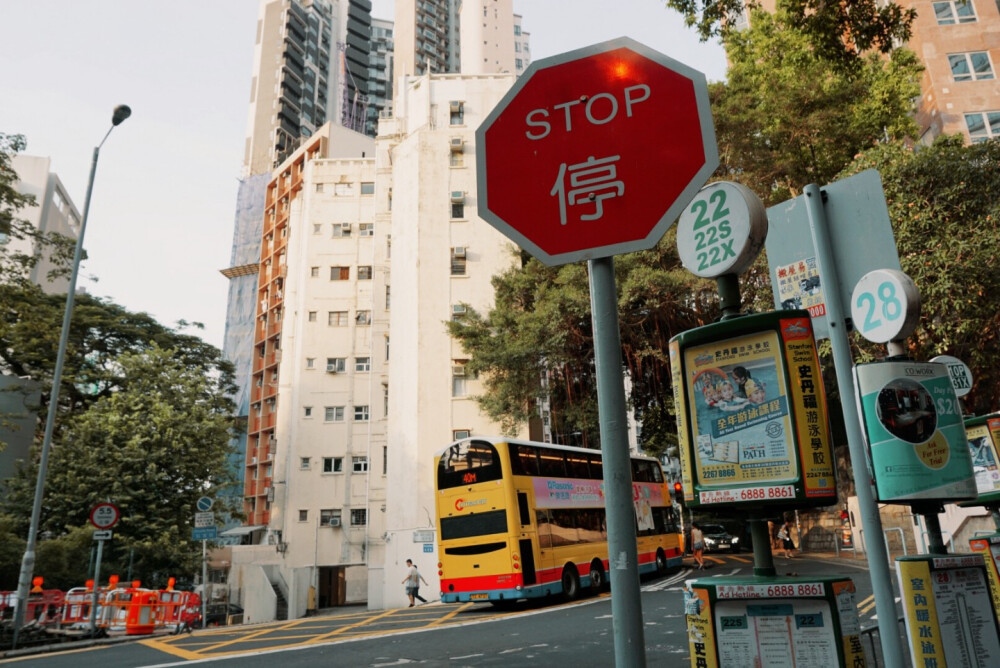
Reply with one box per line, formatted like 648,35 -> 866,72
434,437 -> 683,604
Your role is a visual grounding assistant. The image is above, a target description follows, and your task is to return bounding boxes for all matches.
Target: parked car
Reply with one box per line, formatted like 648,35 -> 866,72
699,523 -> 740,553
204,603 -> 244,627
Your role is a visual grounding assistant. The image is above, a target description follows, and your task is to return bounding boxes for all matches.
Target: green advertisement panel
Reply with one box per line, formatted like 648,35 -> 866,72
670,311 -> 836,509
855,360 -> 975,502
685,575 -> 865,667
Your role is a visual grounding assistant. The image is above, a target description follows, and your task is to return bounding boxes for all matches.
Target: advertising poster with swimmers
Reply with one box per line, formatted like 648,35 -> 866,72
855,360 -> 976,502
683,330 -> 797,496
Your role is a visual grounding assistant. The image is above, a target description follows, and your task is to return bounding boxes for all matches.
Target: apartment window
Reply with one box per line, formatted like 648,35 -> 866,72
449,101 -> 464,125
385,285 -> 391,310
354,405 -> 370,422
329,311 -> 348,326
384,384 -> 389,416
359,222 -> 374,237
308,311 -> 317,322
965,111 -> 1000,142
383,446 -> 388,475
351,509 -> 367,526
304,406 -> 313,418
311,267 -> 320,277
331,267 -> 350,281
332,223 -> 352,238
515,42 -> 521,53
453,429 -> 471,440
514,24 -> 521,35
334,183 -> 352,195
451,248 -> 467,276
361,181 -> 375,195
453,375 -> 469,397
452,201 -> 465,218
320,509 -> 341,526
355,356 -> 371,372
325,406 -> 345,422
313,223 -> 322,234
385,335 -> 390,361
358,265 -> 373,280
353,456 -> 369,472
323,457 -> 344,473
949,52 -> 994,81
356,310 -> 371,325
450,152 -> 464,168
516,58 -> 523,70
298,509 -> 309,522
934,0 -> 977,24
326,357 -> 346,373
300,457 -> 310,469
315,183 -> 324,193
306,357 -> 315,369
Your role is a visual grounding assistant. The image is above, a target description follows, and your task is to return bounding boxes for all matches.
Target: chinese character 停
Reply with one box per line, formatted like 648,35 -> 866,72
550,155 -> 624,225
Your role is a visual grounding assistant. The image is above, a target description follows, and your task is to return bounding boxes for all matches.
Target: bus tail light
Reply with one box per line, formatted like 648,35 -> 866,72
513,562 -> 520,570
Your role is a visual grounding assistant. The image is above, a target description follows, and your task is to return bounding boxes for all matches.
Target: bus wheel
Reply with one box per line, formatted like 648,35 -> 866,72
655,549 -> 668,575
561,565 -> 580,601
589,559 -> 606,594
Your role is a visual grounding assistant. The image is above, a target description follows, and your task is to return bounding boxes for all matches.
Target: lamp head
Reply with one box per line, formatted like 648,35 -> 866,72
112,105 -> 132,126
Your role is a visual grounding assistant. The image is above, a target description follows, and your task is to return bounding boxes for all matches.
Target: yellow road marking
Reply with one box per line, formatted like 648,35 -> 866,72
198,619 -> 308,654
704,556 -> 725,564
728,555 -> 752,563
857,594 -> 876,615
427,602 -> 474,627
306,608 -> 400,644
140,637 -> 205,661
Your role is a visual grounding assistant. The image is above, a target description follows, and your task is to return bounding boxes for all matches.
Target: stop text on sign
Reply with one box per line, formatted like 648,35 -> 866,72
525,85 -> 651,140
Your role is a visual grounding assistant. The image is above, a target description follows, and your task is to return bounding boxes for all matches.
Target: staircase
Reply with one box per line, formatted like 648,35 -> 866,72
270,581 -> 288,620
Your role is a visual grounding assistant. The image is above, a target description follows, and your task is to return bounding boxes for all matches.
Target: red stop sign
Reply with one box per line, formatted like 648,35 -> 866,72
476,38 -> 718,266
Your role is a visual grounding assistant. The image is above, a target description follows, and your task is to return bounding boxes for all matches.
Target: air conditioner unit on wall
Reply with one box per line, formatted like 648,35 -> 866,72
328,517 -> 342,527
450,191 -> 465,203
452,365 -> 467,377
450,101 -> 463,112
326,364 -> 339,373
450,136 -> 464,152
452,246 -> 466,258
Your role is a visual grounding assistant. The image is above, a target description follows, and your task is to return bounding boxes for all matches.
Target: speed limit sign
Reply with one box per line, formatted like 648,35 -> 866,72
89,502 -> 120,530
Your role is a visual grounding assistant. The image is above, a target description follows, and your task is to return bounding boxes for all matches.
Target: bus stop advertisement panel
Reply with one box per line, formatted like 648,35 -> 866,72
685,576 -> 865,668
669,310 -> 837,510
854,360 -> 976,503
964,413 -> 1000,503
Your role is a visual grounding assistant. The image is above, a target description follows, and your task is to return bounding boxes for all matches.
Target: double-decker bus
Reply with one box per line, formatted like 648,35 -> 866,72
434,437 -> 683,605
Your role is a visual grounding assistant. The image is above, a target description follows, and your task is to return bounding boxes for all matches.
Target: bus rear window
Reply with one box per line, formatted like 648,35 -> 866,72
438,440 -> 503,489
441,510 -> 508,540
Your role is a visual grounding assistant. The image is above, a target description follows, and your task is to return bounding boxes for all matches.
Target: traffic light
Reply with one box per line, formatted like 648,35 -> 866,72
672,481 -> 684,507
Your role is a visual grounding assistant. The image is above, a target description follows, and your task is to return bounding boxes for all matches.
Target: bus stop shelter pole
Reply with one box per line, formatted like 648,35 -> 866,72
803,184 -> 906,668
588,256 -> 646,668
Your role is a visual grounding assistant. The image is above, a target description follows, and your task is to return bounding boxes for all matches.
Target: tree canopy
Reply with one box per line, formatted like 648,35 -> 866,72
840,137 -> 1000,415
711,7 -> 922,205
664,0 -> 915,67
0,136 -> 240,588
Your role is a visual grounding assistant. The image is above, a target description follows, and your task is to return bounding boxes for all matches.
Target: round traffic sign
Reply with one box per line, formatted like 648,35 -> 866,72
930,354 -> 973,398
89,502 -> 120,530
477,37 -> 718,266
677,181 -> 767,278
850,269 -> 921,343
196,496 -> 214,512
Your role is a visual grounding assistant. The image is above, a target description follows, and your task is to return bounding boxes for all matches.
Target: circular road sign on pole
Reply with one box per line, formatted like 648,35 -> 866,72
476,37 -> 718,266
89,502 -> 120,530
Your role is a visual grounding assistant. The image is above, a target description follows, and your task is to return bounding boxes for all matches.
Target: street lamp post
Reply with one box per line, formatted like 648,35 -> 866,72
11,105 -> 131,648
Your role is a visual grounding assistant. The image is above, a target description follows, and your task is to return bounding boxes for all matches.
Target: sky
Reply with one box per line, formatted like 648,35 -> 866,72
0,0 -> 726,350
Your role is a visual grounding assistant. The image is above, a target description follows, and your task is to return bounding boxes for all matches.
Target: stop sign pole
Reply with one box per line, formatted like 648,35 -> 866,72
478,38 -> 718,666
